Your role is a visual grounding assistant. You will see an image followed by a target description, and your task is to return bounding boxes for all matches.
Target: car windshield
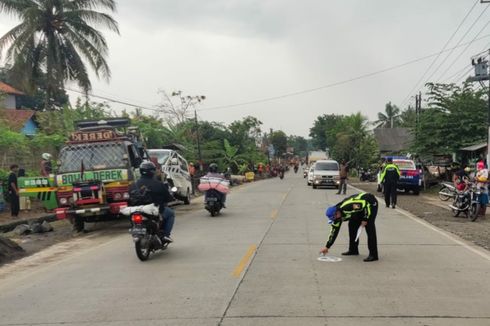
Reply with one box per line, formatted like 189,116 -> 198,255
58,142 -> 127,173
316,162 -> 339,171
148,150 -> 171,164
394,160 -> 416,170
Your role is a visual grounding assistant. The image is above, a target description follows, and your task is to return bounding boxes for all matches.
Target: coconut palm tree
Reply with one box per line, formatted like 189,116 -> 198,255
0,0 -> 119,109
375,102 -> 401,128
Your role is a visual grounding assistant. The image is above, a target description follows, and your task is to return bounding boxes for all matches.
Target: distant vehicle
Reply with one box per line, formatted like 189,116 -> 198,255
377,157 -> 422,195
148,149 -> 192,204
307,166 -> 315,186
308,151 -> 329,165
311,160 -> 340,189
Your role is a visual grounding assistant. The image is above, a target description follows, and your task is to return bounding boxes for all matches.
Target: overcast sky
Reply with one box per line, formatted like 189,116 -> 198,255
1,0 -> 489,137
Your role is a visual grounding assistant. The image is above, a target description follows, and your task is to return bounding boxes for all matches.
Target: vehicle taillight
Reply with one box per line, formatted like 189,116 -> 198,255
406,170 -> 419,176
132,213 -> 143,224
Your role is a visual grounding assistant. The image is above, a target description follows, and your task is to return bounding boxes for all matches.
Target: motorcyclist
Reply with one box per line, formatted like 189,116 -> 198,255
205,163 -> 227,207
131,162 -> 175,243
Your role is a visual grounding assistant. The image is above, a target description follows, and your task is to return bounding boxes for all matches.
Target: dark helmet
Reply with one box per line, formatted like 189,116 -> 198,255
209,163 -> 218,173
140,161 -> 156,177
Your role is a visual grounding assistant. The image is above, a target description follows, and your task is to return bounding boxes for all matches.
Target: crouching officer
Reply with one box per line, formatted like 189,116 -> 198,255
320,192 -> 379,262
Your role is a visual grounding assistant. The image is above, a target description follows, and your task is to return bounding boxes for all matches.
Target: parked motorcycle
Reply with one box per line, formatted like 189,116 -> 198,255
359,169 -> 376,182
449,184 -> 480,221
439,182 -> 456,201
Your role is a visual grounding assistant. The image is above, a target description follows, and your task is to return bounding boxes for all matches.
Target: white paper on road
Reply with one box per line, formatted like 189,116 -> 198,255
317,255 -> 342,262
355,226 -> 364,242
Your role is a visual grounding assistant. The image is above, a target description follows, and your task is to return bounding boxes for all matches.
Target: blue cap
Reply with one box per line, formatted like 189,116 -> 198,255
325,206 -> 337,224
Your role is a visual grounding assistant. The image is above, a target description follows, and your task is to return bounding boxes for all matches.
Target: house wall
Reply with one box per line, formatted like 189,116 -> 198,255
1,95 -> 16,109
21,119 -> 37,136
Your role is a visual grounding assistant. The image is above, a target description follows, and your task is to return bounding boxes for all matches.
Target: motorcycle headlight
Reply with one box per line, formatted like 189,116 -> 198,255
59,197 -> 68,205
114,193 -> 122,200
123,192 -> 130,199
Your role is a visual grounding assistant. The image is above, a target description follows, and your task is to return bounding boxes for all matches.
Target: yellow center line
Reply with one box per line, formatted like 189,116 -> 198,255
270,209 -> 279,219
232,245 -> 257,278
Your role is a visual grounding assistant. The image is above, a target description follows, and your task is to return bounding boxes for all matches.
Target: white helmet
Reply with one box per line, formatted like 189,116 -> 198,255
42,153 -> 52,160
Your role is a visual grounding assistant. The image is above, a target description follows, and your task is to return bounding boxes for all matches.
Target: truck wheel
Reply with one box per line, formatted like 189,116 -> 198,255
313,185 -> 317,189
183,188 -> 191,205
413,189 -> 420,195
70,215 -> 84,233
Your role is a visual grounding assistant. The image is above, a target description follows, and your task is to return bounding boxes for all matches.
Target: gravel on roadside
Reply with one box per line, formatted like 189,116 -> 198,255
351,181 -> 490,251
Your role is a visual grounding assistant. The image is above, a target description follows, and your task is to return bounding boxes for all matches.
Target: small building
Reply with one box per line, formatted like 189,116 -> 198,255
0,81 -> 24,109
459,142 -> 487,166
0,109 -> 38,136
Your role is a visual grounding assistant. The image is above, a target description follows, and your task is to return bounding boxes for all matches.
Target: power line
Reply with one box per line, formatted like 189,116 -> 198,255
436,19 -> 490,82
65,33 -> 490,115
399,0 -> 479,107
198,33 -> 490,112
424,3 -> 490,84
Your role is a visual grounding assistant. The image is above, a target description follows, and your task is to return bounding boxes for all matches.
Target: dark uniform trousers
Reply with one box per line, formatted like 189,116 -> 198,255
348,200 -> 378,258
384,181 -> 397,207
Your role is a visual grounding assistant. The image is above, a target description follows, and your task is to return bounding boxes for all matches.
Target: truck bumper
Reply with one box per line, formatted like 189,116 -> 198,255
56,202 -> 128,220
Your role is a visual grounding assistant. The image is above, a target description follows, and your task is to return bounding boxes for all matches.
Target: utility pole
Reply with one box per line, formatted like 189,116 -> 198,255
467,50 -> 490,166
194,110 -> 203,171
415,92 -> 422,142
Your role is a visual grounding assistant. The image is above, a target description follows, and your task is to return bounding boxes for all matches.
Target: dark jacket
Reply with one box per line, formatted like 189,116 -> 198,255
132,176 -> 173,207
380,163 -> 400,184
326,193 -> 378,248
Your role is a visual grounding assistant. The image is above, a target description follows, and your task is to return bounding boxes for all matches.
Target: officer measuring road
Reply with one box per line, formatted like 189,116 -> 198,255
320,192 -> 379,262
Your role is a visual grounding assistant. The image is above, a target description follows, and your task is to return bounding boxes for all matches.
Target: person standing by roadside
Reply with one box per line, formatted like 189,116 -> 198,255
336,160 -> 349,195
475,161 -> 488,217
380,157 -> 400,209
8,164 -> 20,218
40,153 -> 52,177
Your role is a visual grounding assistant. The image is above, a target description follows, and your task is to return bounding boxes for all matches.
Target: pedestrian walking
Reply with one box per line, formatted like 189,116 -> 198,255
475,161 -> 488,216
380,157 -> 400,208
7,164 -> 20,218
320,192 -> 379,262
336,160 -> 349,195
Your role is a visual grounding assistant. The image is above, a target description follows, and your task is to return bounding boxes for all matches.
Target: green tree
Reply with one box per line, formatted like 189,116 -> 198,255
309,114 -> 343,150
399,106 -> 417,128
0,0 -> 119,109
413,82 -> 487,155
270,130 -> 288,156
287,135 -> 308,156
375,102 -> 401,128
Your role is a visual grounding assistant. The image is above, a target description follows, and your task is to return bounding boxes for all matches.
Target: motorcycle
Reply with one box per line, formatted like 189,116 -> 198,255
121,187 -> 178,261
279,170 -> 285,179
439,182 -> 456,201
294,165 -> 299,173
359,169 -> 376,182
205,188 -> 224,217
303,169 -> 308,178
449,184 -> 480,221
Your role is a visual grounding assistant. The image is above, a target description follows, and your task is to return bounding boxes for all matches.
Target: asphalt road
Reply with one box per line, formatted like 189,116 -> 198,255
0,171 -> 490,326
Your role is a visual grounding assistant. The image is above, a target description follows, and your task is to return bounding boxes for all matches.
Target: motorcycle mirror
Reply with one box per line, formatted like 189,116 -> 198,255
171,187 -> 178,193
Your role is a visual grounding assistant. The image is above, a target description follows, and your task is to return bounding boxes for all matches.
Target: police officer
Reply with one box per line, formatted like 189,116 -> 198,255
320,192 -> 379,262
380,157 -> 400,209
132,162 -> 175,242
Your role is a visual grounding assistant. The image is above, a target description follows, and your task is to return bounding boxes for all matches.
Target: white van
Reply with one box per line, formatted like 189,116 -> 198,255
312,160 -> 340,189
148,149 -> 192,204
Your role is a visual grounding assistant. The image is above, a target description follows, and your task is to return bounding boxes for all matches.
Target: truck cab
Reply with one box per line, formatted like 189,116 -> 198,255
55,118 -> 147,231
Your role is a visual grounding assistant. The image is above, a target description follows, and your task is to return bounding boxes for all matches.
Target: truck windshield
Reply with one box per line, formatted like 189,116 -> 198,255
58,143 -> 127,173
148,150 -> 171,164
316,162 -> 339,171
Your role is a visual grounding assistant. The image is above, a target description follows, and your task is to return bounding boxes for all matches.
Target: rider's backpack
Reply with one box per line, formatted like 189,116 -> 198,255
129,184 -> 153,206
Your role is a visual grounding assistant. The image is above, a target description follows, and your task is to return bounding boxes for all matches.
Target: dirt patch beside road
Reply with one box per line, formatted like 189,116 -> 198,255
351,182 -> 490,251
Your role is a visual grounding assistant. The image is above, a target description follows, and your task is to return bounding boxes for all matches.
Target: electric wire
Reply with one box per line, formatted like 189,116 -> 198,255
65,33 -> 490,114
399,0 -> 480,107
436,19 -> 490,82
424,3 -> 490,86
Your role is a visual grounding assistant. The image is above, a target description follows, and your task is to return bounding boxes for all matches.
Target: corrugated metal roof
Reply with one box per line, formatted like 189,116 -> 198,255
373,128 -> 413,152
460,142 -> 487,151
